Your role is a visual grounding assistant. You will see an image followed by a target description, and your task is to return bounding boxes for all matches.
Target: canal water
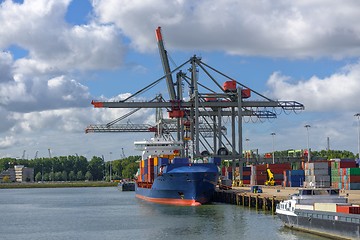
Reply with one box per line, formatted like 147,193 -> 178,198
0,187 -> 326,240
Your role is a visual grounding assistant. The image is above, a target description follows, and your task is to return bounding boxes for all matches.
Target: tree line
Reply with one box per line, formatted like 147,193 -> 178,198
0,155 -> 140,182
273,149 -> 357,159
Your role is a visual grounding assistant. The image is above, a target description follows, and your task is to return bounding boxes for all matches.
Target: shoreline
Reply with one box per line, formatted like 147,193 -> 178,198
0,181 -> 118,189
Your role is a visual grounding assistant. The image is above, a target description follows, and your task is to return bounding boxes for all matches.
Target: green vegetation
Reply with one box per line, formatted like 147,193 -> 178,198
272,149 -> 357,159
0,155 -> 141,182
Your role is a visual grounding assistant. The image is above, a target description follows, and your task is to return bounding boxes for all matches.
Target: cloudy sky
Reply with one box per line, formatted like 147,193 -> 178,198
1,0 -> 360,160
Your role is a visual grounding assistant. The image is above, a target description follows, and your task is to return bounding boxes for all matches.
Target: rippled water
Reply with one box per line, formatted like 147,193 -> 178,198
0,187 -> 326,240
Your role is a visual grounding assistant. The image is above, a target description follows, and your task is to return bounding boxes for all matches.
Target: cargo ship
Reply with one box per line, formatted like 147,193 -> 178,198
276,188 -> 360,239
134,136 -> 220,206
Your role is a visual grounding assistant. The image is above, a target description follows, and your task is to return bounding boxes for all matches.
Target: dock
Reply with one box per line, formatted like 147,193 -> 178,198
213,186 -> 360,212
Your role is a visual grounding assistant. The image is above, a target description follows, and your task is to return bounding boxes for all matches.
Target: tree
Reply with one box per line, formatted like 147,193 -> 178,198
85,171 -> 92,181
43,173 -> 49,181
2,175 -> 10,183
68,171 -> 76,181
77,171 -> 84,181
122,161 -> 138,179
55,172 -> 62,181
62,171 -> 67,181
35,172 -> 42,182
49,172 -> 55,181
88,156 -> 104,181
111,160 -> 122,179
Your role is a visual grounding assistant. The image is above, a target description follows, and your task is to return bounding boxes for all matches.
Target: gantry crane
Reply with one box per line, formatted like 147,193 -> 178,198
87,27 -> 304,179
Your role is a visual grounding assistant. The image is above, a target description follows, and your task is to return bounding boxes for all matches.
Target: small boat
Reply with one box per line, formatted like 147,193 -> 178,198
276,188 -> 360,239
134,136 -> 220,206
117,181 -> 135,191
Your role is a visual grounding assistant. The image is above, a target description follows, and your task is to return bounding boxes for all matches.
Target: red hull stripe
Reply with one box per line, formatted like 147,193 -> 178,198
136,194 -> 201,206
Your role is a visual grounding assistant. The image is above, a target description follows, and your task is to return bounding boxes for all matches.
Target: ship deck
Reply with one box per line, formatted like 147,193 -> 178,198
231,186 -> 360,205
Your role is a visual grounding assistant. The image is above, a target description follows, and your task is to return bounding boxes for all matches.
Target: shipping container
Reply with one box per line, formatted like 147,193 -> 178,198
337,205 -> 360,214
172,157 -> 189,164
158,158 -> 169,166
314,203 -> 339,212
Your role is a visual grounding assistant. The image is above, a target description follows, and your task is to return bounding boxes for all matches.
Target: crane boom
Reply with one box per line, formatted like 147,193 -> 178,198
156,27 -> 177,100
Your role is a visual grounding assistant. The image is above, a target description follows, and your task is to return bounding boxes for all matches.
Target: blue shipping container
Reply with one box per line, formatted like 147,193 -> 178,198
173,157 -> 189,164
158,158 -> 169,166
291,170 -> 305,176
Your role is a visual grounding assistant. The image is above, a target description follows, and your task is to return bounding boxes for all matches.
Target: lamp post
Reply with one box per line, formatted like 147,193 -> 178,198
271,133 -> 276,164
355,113 -> 360,159
304,125 -> 311,162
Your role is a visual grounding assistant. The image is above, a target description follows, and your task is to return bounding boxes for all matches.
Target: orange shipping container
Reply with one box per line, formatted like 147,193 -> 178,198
337,205 -> 360,214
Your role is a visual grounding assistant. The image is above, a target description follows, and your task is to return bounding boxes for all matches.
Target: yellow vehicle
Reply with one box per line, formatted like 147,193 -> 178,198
265,168 -> 275,186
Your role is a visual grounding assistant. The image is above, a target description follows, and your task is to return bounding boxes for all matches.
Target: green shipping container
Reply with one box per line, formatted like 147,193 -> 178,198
349,168 -> 360,176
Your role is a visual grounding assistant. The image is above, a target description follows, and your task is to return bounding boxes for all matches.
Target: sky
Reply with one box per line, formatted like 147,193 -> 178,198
1,0 -> 360,160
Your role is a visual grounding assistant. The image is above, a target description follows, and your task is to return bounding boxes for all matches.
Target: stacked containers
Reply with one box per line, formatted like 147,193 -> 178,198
241,166 -> 251,185
268,163 -> 292,186
227,166 -> 233,181
147,158 -> 154,182
220,166 -> 232,180
221,166 -> 226,177
251,165 -> 267,185
153,157 -> 158,178
331,159 -> 358,189
304,162 -> 330,188
283,170 -> 305,187
158,158 -> 169,166
143,158 -> 148,182
331,160 -> 340,189
341,168 -> 360,190
138,161 -> 143,182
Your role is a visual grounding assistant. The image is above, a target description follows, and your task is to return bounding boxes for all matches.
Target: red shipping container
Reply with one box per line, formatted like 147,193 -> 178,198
268,163 -> 291,170
349,176 -> 360,183
340,161 -> 357,168
337,205 -> 360,214
256,164 -> 267,171
221,167 -> 226,176
242,180 -> 250,184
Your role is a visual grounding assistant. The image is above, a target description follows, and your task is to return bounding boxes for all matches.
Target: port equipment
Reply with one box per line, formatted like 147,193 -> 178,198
87,27 -> 304,181
265,168 -> 275,186
251,185 -> 263,193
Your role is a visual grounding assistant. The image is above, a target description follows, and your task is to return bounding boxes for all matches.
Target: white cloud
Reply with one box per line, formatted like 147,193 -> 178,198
267,61 -> 360,111
0,136 -> 17,149
2,0 -> 360,158
0,0 -> 126,114
93,0 -> 360,58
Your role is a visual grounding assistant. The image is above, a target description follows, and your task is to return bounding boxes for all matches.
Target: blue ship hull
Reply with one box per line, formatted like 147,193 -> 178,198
136,163 -> 219,206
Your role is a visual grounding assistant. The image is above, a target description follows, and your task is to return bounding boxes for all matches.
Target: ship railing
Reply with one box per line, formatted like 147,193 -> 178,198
297,209 -> 360,223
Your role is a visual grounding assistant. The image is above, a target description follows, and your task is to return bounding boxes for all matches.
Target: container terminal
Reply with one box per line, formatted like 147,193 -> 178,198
86,27 -> 360,238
